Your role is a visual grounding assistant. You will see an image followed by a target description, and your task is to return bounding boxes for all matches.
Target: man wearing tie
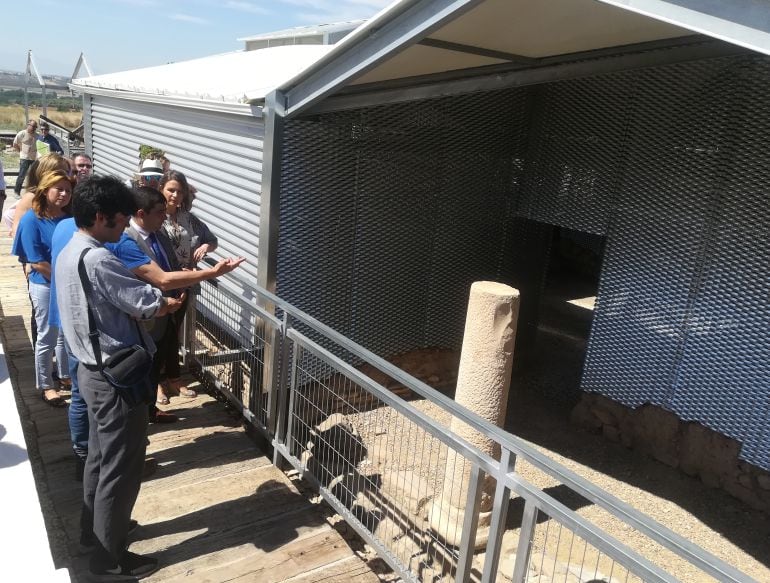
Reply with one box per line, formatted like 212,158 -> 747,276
51,187 -> 245,485
121,187 -> 245,392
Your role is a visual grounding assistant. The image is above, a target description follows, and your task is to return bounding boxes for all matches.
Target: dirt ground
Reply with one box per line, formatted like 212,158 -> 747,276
494,273 -> 770,582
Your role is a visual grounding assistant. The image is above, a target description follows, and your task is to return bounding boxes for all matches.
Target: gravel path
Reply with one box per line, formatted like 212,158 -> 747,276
505,388 -> 770,582
334,380 -> 769,582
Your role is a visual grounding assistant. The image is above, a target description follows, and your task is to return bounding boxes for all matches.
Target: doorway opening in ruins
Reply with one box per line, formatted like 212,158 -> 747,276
511,226 -> 606,414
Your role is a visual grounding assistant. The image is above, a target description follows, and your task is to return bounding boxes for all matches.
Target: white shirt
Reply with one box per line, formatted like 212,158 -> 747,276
13,129 -> 38,161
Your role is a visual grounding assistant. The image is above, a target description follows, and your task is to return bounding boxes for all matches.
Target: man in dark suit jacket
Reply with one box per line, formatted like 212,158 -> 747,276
122,187 -> 245,391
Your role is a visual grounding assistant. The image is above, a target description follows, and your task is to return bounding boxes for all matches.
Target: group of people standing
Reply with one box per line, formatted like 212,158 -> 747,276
10,144 -> 244,581
0,119 -> 65,222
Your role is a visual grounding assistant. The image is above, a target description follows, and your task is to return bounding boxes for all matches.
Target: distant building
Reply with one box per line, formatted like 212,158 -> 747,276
237,21 -> 363,51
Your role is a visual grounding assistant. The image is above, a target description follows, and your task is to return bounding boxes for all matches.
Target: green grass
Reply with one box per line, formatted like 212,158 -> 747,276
2,149 -> 19,171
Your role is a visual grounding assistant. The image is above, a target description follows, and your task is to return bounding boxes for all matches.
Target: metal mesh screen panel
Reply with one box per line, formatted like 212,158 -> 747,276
277,52 -> 770,470
579,54 -> 770,468
668,57 -> 770,467
582,57 -> 735,406
278,89 -> 531,357
517,74 -> 637,235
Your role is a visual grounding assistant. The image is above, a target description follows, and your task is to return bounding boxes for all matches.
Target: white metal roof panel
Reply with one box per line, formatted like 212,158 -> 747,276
71,45 -> 333,104
237,21 -> 364,42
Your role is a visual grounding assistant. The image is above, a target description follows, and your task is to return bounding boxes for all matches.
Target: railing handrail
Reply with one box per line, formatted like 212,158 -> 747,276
288,327 -> 501,476
203,277 -> 757,583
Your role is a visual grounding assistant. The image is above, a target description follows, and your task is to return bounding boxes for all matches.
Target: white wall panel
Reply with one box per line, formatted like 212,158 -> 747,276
87,96 -> 264,299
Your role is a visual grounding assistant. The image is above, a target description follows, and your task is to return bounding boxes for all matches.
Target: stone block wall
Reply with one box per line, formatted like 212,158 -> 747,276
571,393 -> 770,512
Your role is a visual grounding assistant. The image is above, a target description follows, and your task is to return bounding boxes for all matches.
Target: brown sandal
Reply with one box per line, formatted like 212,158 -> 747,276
41,390 -> 67,408
156,385 -> 170,405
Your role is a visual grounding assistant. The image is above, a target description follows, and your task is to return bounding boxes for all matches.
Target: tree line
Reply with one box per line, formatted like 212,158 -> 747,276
0,89 -> 82,111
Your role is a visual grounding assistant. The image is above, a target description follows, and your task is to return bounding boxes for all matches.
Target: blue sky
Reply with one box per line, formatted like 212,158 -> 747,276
1,0 -> 391,76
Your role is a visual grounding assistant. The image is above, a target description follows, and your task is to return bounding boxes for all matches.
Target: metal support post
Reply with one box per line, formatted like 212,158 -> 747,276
257,90 -> 285,295
481,449 -> 516,583
270,313 -> 292,467
456,464 -> 485,581
274,325 -> 298,468
511,500 -> 538,582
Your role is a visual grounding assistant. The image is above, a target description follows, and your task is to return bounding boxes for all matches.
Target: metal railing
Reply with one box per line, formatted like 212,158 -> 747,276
189,276 -> 758,583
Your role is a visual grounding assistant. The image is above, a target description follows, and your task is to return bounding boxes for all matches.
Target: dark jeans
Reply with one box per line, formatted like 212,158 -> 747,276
14,158 -> 33,195
66,347 -> 88,457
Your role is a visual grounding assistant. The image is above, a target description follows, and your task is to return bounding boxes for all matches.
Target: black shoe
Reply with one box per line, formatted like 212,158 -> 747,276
80,521 -> 140,554
89,551 -> 159,581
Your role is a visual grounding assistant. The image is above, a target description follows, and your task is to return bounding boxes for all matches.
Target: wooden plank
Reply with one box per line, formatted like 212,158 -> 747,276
145,516 -> 348,582
281,556 -> 385,583
0,236 -> 382,583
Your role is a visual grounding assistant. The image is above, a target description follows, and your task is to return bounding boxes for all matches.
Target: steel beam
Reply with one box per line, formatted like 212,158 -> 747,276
306,38 -> 744,114
259,95 -> 286,436
598,0 -> 770,56
257,90 -> 285,295
418,38 -> 537,64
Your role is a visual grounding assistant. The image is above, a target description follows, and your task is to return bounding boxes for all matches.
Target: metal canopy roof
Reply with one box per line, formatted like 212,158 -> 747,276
278,0 -> 770,117
70,45 -> 333,115
237,21 -> 365,42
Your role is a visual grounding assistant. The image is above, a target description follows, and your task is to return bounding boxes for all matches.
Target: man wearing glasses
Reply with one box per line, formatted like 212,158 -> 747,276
12,120 -> 39,197
137,158 -> 163,188
73,154 -> 94,183
38,122 -> 64,155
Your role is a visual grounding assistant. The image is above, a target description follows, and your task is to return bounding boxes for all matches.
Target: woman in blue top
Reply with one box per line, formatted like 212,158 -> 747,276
14,170 -> 74,406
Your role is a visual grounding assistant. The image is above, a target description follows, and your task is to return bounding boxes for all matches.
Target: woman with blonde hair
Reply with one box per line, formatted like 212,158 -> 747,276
10,153 -> 72,238
13,170 -> 74,406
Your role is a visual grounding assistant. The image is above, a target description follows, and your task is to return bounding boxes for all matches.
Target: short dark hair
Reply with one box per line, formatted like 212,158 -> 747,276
74,153 -> 92,163
132,186 -> 165,214
72,175 -> 137,228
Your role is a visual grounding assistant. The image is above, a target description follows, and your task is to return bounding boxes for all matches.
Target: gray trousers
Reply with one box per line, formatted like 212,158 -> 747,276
78,366 -> 149,561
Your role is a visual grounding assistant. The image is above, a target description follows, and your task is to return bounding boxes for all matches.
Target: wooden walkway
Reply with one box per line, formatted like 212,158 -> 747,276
0,235 -> 384,582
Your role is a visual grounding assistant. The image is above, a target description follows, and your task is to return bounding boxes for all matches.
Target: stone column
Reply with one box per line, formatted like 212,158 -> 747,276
429,281 -> 519,547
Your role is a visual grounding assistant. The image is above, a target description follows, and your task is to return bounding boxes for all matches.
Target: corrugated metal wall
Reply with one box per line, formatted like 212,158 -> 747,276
276,53 -> 770,470
88,96 -> 264,296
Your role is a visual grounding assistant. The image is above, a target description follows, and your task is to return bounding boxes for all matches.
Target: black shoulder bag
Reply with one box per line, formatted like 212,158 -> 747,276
77,249 -> 154,406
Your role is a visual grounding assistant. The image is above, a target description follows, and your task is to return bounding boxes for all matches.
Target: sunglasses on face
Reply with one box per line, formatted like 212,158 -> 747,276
77,163 -> 93,169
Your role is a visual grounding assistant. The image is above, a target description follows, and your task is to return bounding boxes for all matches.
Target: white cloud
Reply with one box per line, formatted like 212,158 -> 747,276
279,0 -> 390,24
225,1 -> 271,15
170,13 -> 209,25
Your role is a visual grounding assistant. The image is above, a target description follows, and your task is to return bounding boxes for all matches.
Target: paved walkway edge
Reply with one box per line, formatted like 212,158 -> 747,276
0,337 -> 70,582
